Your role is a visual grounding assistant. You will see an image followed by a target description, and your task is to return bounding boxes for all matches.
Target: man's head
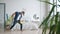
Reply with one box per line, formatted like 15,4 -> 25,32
21,11 -> 25,15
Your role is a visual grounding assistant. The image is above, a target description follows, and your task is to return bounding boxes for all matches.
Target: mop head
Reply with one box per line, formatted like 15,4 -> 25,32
6,16 -> 13,25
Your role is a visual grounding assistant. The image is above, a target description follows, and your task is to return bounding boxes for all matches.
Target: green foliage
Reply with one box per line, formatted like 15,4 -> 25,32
39,0 -> 60,34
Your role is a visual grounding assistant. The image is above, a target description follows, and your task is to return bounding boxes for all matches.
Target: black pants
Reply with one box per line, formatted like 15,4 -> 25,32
10,20 -> 22,30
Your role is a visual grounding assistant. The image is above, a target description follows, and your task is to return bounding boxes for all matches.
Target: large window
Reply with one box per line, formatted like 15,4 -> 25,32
57,0 -> 60,12
50,0 -> 60,13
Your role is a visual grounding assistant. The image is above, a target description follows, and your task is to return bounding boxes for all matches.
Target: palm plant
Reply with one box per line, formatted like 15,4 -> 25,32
39,0 -> 60,34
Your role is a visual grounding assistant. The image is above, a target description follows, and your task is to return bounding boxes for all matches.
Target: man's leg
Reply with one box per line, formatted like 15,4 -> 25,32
20,24 -> 22,31
10,21 -> 16,29
18,20 -> 22,31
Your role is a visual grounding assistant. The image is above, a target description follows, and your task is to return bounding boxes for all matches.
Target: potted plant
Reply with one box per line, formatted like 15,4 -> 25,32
39,0 -> 60,34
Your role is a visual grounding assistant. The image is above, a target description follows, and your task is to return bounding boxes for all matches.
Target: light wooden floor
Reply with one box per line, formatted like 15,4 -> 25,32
0,29 -> 49,34
0,29 -> 43,34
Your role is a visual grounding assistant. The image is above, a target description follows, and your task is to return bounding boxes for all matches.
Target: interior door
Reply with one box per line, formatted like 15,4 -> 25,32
0,3 -> 5,32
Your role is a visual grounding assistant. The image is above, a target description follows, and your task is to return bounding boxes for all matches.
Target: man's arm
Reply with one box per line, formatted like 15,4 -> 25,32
11,12 -> 15,17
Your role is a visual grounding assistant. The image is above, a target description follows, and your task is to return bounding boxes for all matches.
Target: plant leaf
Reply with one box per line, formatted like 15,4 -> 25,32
39,5 -> 55,28
38,0 -> 54,5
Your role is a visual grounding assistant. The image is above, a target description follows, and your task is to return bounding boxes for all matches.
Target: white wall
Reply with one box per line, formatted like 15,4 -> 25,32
0,0 -> 39,21
0,0 -> 47,23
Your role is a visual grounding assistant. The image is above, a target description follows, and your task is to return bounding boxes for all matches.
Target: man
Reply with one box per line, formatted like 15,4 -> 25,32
10,11 -> 25,31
